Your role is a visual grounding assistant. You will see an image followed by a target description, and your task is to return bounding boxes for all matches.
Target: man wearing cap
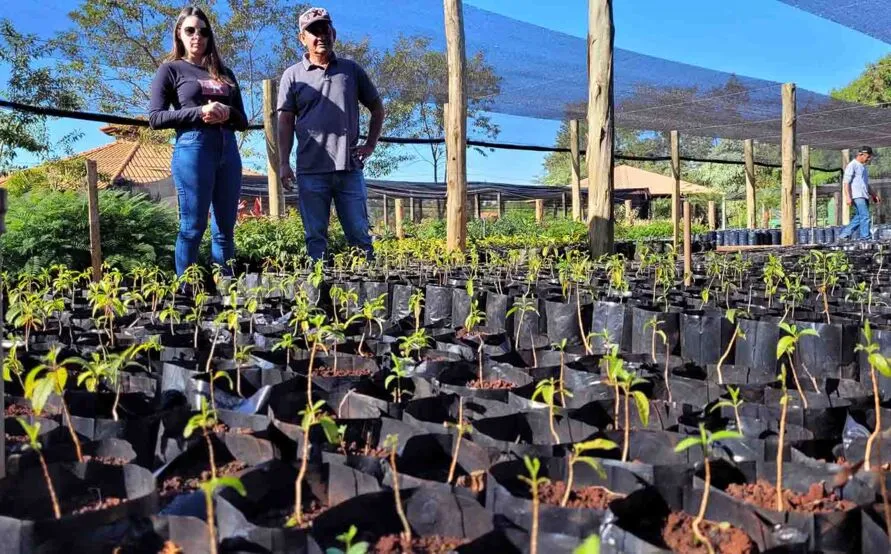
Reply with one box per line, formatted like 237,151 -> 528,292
277,7 -> 385,261
838,146 -> 880,241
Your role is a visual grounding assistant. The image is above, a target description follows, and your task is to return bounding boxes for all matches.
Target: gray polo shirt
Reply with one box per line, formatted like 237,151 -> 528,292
277,52 -> 380,175
844,159 -> 871,200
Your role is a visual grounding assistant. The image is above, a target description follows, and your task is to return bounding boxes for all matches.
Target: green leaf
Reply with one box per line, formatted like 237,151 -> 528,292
776,336 -> 796,359
572,535 -> 602,554
870,353 -> 891,378
31,378 -> 55,415
576,456 -> 608,479
575,438 -> 619,452
183,414 -> 204,438
708,430 -> 744,444
632,391 -> 649,427
384,374 -> 396,389
674,436 -> 702,453
201,475 -> 247,496
319,417 -> 341,445
799,328 -> 819,338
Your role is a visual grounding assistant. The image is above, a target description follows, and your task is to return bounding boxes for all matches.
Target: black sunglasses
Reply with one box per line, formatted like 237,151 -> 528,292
183,26 -> 210,38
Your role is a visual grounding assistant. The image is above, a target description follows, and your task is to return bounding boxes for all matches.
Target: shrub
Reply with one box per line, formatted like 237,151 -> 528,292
1,189 -> 178,274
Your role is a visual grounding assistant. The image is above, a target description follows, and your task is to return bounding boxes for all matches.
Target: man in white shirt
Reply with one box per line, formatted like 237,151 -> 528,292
838,146 -> 880,241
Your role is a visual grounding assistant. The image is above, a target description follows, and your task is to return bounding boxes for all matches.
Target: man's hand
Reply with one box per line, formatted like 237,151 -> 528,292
847,197 -> 854,207
352,143 -> 375,163
280,163 -> 296,191
873,193 -> 882,204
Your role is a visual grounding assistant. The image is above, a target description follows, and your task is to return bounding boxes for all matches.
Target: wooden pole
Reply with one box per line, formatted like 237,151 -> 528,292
670,130 -> 680,248
496,192 -> 503,218
587,0 -> 615,256
409,196 -> 416,222
683,201 -> 692,286
382,194 -> 389,229
570,119 -> 582,221
394,198 -> 405,239
535,199 -> 544,222
86,160 -> 103,281
561,192 -> 568,218
801,144 -> 811,228
624,198 -> 633,223
444,0 -> 468,251
263,79 -> 283,218
707,200 -> 716,230
833,191 -> 842,226
762,202 -> 770,228
744,139 -> 756,229
473,193 -> 481,219
841,149 -> 851,225
721,195 -> 727,229
781,83 -> 796,246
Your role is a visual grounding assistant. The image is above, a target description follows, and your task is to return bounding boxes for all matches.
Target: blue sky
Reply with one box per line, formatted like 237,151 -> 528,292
2,0 -> 889,183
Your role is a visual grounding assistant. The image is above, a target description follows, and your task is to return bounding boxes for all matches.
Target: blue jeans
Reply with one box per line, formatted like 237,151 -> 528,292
839,197 -> 872,239
171,128 -> 242,276
296,170 -> 373,261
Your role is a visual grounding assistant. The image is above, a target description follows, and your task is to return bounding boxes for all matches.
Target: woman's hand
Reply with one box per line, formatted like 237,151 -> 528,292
201,101 -> 230,124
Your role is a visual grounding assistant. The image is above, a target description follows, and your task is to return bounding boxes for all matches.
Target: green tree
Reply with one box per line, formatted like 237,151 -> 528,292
0,20 -> 83,172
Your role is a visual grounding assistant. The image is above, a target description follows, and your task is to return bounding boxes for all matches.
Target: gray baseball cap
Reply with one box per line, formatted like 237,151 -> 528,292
299,7 -> 332,32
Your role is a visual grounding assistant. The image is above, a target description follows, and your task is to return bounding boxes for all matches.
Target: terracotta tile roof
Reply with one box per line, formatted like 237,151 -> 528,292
1,131 -> 258,189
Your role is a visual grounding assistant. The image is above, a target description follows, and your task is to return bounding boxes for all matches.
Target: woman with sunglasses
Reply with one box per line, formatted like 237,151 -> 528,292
149,6 -> 248,279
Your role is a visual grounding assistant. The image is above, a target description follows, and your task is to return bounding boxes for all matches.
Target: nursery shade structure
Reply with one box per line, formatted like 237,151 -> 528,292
777,0 -> 891,45
304,0 -> 891,151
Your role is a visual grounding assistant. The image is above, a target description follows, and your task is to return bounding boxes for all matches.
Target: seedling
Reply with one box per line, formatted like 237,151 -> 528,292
233,345 -> 254,398
286,399 -> 340,528
158,303 -> 182,335
507,295 -> 540,367
601,345 -> 624,430
845,281 -> 869,322
776,365 -> 790,512
532,377 -> 573,443
185,291 -> 210,349
560,438 -> 618,507
762,254 -> 785,309
383,434 -> 412,543
354,293 -> 387,357
444,397 -> 472,484
674,424 -> 743,554
16,418 -> 61,519
25,345 -> 85,461
614,364 -> 649,463
777,322 -> 820,408
326,525 -> 369,554
646,318 -> 671,404
3,343 -> 25,388
573,535 -> 602,554
552,339 -> 570,406
302,313 -> 332,406
710,385 -> 744,431
518,456 -> 549,554
408,289 -> 425,332
199,476 -> 247,554
184,397 -> 220,481
715,309 -> 746,385
272,333 -> 296,369
6,287 -> 45,351
385,354 -> 410,404
855,321 -> 891,472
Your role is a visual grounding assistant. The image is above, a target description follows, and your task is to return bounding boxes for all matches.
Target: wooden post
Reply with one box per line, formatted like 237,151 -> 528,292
409,196 -> 416,222
561,192 -> 567,218
263,79 -> 283,218
841,149 -> 851,224
473,194 -> 481,219
721,195 -> 727,229
624,198 -> 633,223
801,145 -> 811,228
670,130 -> 680,248
496,192 -> 503,218
444,0 -> 468,252
86,160 -> 103,281
781,83 -> 796,246
707,200 -> 716,230
535,199 -> 544,222
762,202 -> 770,228
394,198 -> 405,239
683,201 -> 692,286
744,139 -> 756,229
382,194 -> 389,229
587,0 -> 615,256
811,180 -> 817,227
437,199 -> 444,220
833,191 -> 842,226
570,119 -> 582,221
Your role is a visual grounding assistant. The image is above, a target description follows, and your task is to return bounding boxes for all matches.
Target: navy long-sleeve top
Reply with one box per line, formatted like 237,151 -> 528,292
148,59 -> 248,131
